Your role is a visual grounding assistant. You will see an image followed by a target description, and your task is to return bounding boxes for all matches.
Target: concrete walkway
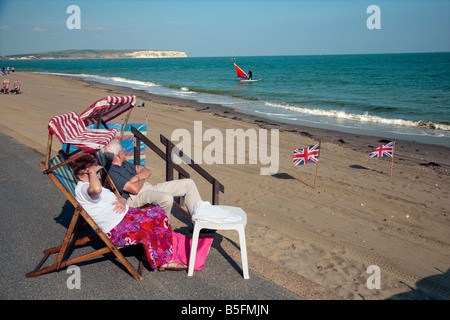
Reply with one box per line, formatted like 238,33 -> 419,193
0,131 -> 300,304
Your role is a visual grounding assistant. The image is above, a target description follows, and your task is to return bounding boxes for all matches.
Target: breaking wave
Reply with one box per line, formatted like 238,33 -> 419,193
262,101 -> 450,132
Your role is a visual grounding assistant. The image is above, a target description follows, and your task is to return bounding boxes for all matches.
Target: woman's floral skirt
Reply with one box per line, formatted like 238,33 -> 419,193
106,206 -> 173,269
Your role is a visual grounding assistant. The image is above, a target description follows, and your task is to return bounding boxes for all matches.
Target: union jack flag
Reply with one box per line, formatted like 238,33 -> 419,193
369,141 -> 394,158
293,143 -> 320,166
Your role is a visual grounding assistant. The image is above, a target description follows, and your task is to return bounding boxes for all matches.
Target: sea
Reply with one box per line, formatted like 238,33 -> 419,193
8,52 -> 450,147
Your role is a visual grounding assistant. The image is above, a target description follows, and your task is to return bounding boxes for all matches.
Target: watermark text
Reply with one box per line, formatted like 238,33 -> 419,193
367,5 -> 381,30
66,5 -> 81,30
171,121 -> 279,175
366,265 -> 381,289
66,265 -> 81,289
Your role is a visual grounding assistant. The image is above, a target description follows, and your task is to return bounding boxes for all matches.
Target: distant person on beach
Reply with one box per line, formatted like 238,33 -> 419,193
102,138 -> 202,220
0,82 -> 8,94
248,70 -> 253,80
70,154 -> 187,271
9,82 -> 20,94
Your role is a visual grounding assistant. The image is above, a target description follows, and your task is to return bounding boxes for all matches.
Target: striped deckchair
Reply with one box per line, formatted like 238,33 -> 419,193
64,123 -> 147,166
45,111 -> 118,170
79,95 -> 136,128
48,111 -> 118,153
26,151 -> 144,280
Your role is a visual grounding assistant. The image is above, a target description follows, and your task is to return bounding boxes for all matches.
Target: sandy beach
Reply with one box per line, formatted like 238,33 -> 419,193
1,72 -> 449,300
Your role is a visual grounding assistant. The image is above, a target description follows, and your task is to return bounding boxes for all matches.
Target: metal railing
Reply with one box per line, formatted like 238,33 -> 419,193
130,126 -> 225,218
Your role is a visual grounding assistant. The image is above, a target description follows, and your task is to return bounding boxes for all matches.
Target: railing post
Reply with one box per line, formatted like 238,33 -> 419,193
164,139 -> 174,181
134,135 -> 141,166
212,179 -> 220,205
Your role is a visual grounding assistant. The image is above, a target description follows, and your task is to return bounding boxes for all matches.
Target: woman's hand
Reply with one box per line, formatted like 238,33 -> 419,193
88,165 -> 103,175
112,197 -> 127,214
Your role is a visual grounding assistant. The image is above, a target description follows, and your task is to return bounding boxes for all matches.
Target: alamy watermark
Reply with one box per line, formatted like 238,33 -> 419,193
66,5 -> 379,31
66,5 -> 81,30
366,265 -> 381,290
367,5 -> 381,30
66,265 -> 81,289
171,121 -> 279,175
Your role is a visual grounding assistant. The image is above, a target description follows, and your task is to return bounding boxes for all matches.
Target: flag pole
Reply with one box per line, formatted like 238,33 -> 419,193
119,118 -> 125,142
314,142 -> 321,189
390,140 -> 396,177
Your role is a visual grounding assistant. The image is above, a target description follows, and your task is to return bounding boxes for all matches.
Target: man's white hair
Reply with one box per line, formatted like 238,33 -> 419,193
102,138 -> 122,162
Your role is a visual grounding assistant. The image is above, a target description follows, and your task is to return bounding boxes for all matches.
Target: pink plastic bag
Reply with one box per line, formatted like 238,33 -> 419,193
171,232 -> 214,271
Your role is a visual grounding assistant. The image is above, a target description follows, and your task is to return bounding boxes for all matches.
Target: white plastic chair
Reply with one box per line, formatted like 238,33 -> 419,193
188,206 -> 249,279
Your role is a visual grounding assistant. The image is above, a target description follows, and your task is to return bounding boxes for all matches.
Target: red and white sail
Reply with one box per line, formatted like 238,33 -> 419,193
234,63 -> 249,80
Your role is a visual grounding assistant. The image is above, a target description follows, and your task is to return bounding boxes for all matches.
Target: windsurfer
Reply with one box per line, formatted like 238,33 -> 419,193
248,70 -> 253,80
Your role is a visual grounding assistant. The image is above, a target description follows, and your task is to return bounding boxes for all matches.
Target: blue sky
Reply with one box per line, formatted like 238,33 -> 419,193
0,0 -> 449,57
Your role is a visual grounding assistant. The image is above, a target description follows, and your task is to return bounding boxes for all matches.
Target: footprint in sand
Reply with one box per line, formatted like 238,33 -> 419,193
292,215 -> 305,224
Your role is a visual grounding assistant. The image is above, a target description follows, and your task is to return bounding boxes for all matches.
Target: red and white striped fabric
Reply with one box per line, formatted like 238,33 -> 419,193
79,95 -> 136,127
48,111 -> 118,152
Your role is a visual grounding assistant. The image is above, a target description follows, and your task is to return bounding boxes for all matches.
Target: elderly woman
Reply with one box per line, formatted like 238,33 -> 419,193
70,154 -> 186,271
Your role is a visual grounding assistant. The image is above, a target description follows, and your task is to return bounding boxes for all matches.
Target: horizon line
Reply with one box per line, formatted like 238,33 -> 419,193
2,50 -> 449,60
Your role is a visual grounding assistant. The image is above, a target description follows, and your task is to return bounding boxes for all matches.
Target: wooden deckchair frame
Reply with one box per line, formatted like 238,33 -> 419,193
26,151 -> 144,280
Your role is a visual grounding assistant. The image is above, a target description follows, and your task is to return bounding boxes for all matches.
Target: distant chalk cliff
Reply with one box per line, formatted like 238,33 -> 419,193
1,49 -> 187,60
124,50 -> 187,58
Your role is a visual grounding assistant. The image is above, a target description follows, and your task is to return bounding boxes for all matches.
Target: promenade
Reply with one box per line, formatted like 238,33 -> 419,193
0,131 -> 300,303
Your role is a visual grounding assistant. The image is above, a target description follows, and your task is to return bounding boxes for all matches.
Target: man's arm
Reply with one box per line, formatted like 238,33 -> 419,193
135,165 -> 151,180
122,177 -> 145,195
122,166 -> 151,195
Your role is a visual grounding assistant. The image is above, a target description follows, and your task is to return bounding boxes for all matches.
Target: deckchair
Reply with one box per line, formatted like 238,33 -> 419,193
79,95 -> 142,141
1,79 -> 9,94
64,123 -> 148,166
45,111 -> 118,171
26,151 -> 144,280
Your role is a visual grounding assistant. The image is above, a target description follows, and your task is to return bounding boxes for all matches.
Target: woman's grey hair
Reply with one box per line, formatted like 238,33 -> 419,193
102,138 -> 122,162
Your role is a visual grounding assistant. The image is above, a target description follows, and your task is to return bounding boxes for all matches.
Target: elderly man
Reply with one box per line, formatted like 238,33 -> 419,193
102,138 -> 202,220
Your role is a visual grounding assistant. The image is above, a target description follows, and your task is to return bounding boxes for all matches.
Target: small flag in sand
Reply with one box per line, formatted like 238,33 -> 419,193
369,141 -> 394,158
293,143 -> 320,166
293,143 -> 321,188
369,141 -> 396,177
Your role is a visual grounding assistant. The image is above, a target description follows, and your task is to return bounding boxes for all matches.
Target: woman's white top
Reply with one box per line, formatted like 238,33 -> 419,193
75,181 -> 128,233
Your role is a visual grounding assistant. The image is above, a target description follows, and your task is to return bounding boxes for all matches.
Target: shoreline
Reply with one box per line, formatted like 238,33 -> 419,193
1,72 -> 449,300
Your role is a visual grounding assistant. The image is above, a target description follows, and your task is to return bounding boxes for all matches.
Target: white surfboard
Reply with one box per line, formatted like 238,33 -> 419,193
240,78 -> 261,82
